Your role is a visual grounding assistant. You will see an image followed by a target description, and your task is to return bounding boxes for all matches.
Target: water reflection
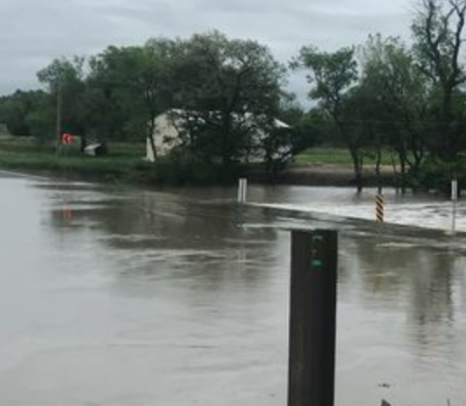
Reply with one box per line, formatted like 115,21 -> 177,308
341,234 -> 464,333
46,185 -> 286,302
337,232 -> 466,404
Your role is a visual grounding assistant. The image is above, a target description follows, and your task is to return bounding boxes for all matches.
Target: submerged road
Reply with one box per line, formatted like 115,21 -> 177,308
0,172 -> 465,406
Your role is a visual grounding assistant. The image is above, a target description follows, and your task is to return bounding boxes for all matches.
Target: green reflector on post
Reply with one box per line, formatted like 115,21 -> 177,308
312,259 -> 323,268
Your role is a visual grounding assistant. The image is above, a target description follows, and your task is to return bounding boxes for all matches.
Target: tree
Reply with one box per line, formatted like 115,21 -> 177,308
0,91 -> 31,135
266,96 -> 323,174
88,39 -> 177,155
0,90 -> 54,138
37,57 -> 87,145
338,84 -> 386,189
360,34 -> 430,189
171,31 -> 286,174
292,46 -> 365,190
412,0 -> 466,162
144,38 -> 182,157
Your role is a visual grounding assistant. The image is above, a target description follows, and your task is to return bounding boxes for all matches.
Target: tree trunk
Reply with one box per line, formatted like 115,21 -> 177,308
334,118 -> 363,192
375,146 -> 383,194
399,154 -> 407,193
349,146 -> 363,193
440,89 -> 457,162
395,148 -> 408,193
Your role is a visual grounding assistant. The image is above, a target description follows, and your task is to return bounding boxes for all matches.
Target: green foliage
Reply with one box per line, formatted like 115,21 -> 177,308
170,31 -> 285,168
411,0 -> 466,86
148,156 -> 227,185
0,93 -> 29,135
37,57 -> 87,139
411,0 -> 466,162
292,46 -> 357,114
292,45 -> 368,189
4,9 -> 466,193
262,100 -> 325,173
88,40 -> 177,145
0,138 -> 235,186
0,90 -> 51,136
292,0 -> 466,192
411,157 -> 466,193
356,34 -> 430,189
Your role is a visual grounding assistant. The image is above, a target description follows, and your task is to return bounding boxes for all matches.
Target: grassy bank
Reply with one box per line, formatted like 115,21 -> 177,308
293,148 -> 397,167
0,136 -> 396,187
0,137 -> 242,185
0,137 -> 155,183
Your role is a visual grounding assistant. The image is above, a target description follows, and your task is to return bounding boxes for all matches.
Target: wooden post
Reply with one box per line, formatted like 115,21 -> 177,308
288,229 -> 338,406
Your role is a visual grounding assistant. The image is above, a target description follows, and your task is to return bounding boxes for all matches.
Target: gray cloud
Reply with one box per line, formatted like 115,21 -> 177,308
0,0 -> 412,102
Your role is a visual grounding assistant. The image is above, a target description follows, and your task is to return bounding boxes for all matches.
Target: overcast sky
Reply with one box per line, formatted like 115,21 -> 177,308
0,0 -> 414,99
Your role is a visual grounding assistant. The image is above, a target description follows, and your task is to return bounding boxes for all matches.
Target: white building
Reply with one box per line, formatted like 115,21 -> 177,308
145,109 -> 290,162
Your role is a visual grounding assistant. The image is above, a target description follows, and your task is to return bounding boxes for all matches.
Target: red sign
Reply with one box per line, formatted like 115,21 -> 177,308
62,133 -> 73,145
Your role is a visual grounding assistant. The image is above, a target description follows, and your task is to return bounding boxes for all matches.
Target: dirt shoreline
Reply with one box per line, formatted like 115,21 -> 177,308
0,163 -> 398,188
252,164 -> 398,187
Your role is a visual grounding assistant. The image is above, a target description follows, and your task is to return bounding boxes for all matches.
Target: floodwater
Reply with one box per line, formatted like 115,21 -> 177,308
0,172 -> 465,406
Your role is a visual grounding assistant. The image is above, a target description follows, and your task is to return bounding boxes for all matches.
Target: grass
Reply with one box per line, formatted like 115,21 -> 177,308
293,148 -> 396,167
0,136 -> 396,185
293,148 -> 354,166
0,136 -> 152,182
0,137 -> 229,185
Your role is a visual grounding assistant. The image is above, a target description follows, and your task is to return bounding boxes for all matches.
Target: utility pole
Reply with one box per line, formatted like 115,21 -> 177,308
55,76 -> 62,155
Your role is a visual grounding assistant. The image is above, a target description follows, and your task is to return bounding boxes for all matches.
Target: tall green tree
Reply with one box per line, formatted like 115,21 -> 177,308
0,90 -> 55,139
292,46 -> 365,190
88,39 -> 177,154
412,0 -> 466,163
37,57 -> 87,144
172,31 -> 286,173
360,34 -> 430,188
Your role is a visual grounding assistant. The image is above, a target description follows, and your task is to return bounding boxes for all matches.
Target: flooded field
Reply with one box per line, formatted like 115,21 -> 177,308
0,173 -> 465,406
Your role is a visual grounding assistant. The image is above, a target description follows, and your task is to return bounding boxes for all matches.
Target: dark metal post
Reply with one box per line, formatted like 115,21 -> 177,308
288,229 -> 338,406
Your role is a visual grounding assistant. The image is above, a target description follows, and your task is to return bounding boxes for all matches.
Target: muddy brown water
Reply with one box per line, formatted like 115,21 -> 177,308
0,172 -> 465,406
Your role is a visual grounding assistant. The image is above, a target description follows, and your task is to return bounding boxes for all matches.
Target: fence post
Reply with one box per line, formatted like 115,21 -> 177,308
451,179 -> 458,235
288,229 -> 338,406
237,178 -> 247,204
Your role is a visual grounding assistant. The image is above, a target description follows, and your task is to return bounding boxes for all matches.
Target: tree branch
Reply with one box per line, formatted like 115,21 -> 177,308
424,0 -> 448,83
449,0 -> 466,84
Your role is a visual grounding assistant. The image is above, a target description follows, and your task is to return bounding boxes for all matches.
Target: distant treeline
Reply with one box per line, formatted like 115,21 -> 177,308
1,0 -> 466,191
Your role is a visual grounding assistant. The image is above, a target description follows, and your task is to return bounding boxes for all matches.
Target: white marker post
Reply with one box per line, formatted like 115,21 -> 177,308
451,179 -> 458,235
237,178 -> 248,204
